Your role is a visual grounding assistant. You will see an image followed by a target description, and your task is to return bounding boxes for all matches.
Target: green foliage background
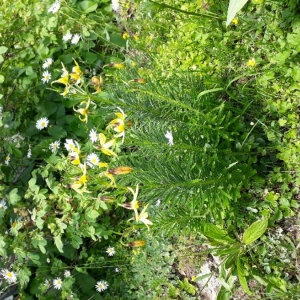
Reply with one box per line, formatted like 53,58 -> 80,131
0,0 -> 299,299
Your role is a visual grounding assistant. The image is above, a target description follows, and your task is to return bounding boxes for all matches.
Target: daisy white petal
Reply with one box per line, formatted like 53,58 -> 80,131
89,129 -> 98,143
42,70 -> 51,83
95,280 -> 108,292
36,117 -> 49,130
71,34 -> 81,45
53,277 -> 62,290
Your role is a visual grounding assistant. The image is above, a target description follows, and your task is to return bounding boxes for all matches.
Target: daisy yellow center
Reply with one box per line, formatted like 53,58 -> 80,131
7,272 -> 12,278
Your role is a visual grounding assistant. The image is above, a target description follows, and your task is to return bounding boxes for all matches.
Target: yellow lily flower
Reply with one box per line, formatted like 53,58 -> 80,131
51,63 -> 70,96
136,203 -> 153,230
109,62 -> 125,69
108,107 -> 126,143
98,162 -> 116,187
69,141 -> 81,165
73,98 -> 91,123
70,60 -> 83,85
121,185 -> 140,220
71,163 -> 87,194
108,166 -> 132,175
96,133 -> 117,156
127,240 -> 146,247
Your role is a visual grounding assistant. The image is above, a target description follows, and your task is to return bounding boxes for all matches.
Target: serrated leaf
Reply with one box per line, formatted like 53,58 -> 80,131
242,217 -> 268,245
226,0 -> 249,26
85,207 -> 99,221
201,223 -> 236,245
54,235 -> 64,253
8,188 -> 21,205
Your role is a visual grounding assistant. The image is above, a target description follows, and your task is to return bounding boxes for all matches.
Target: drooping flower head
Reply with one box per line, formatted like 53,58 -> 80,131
107,107 -> 126,143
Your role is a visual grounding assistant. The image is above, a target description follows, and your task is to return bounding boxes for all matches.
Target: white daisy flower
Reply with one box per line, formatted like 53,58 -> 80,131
36,117 -> 49,130
48,0 -> 61,13
1,269 -> 17,284
106,246 -> 115,256
87,153 -> 99,167
49,140 -> 60,153
4,154 -> 10,165
64,139 -> 76,152
42,70 -> 51,83
64,270 -> 71,278
63,33 -> 72,42
89,129 -> 98,143
42,58 -> 53,69
95,280 -> 108,292
111,0 -> 120,12
0,199 -> 8,210
165,130 -> 174,146
71,34 -> 81,45
44,279 -> 51,287
53,277 -> 62,290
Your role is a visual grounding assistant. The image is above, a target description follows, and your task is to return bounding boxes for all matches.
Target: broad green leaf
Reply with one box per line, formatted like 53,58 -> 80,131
0,46 -> 8,55
242,217 -> 268,245
85,207 -> 99,221
78,1 -> 98,13
226,0 -> 249,26
8,188 -> 21,205
48,125 -> 67,139
0,75 -> 4,83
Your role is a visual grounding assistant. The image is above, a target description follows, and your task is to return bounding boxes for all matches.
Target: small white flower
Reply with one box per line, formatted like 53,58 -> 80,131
53,277 -> 62,289
49,140 -> 61,153
42,58 -> 53,69
155,199 -> 161,206
64,270 -> 71,278
115,267 -> 119,272
106,246 -> 115,256
36,117 -> 49,130
89,129 -> 98,143
1,269 -> 17,284
44,279 -> 51,287
0,199 -> 8,210
27,147 -> 32,158
165,130 -> 173,145
42,70 -> 51,83
48,0 -> 61,13
87,153 -> 99,167
250,121 -> 254,126
64,139 -> 76,152
4,154 -> 10,165
95,280 -> 108,292
47,258 -> 50,263
63,33 -> 73,42
71,34 -> 81,45
111,0 -> 120,12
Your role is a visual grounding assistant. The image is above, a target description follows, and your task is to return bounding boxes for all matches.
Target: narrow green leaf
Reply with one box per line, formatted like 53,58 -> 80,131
237,258 -> 252,295
242,217 -> 268,245
54,235 -> 64,253
226,0 -> 249,26
197,88 -> 224,98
